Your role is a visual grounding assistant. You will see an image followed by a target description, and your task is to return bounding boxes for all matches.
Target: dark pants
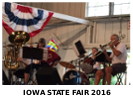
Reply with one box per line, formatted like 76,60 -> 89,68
111,63 -> 127,76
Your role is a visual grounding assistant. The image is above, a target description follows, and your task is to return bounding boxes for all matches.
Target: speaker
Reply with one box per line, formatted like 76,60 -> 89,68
36,66 -> 62,85
74,40 -> 86,57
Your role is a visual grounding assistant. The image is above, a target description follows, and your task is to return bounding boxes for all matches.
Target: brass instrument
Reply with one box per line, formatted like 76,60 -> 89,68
4,44 -> 18,69
84,34 -> 126,63
100,34 -> 125,48
9,31 -> 30,46
4,31 -> 30,69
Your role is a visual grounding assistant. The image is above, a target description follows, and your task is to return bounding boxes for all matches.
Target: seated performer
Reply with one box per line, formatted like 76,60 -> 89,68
91,47 -> 102,70
18,38 -> 62,84
36,50 -> 62,85
83,47 -> 102,74
81,47 -> 103,85
23,38 -> 47,84
94,34 -> 127,85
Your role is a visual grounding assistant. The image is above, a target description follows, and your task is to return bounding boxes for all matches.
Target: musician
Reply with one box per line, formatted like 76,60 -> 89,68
36,50 -> 62,85
84,47 -> 102,71
91,47 -> 102,70
18,38 -> 62,84
90,47 -> 104,83
82,47 -> 103,84
23,38 -> 47,84
95,34 -> 127,85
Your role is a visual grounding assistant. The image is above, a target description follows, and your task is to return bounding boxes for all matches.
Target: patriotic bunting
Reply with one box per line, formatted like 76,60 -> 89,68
2,2 -> 53,37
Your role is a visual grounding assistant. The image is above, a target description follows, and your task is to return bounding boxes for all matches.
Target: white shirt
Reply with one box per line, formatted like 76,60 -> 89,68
110,43 -> 127,64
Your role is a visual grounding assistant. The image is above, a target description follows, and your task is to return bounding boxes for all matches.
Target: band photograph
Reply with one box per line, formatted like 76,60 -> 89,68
2,2 -> 130,85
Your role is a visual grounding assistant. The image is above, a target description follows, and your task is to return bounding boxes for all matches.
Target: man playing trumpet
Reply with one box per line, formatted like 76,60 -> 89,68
95,34 -> 127,85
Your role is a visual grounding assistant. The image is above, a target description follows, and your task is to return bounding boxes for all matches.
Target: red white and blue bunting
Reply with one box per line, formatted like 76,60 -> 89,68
2,2 -> 54,37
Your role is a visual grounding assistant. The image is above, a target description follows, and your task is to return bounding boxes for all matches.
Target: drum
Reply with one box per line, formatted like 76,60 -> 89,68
63,70 -> 89,85
80,63 -> 93,74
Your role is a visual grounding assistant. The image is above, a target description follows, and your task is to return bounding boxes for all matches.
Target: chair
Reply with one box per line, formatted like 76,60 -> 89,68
115,71 -> 127,85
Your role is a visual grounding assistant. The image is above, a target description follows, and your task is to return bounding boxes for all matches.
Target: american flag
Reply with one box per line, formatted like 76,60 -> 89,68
2,2 -> 54,37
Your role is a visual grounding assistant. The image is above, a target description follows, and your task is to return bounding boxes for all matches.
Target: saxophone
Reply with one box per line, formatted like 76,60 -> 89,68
4,31 -> 30,70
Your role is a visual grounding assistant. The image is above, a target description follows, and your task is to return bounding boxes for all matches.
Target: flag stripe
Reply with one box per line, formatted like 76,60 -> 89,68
17,5 -> 32,13
2,20 -> 14,34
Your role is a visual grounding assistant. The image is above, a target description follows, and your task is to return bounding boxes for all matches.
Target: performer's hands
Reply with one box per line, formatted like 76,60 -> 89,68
100,45 -> 107,54
100,45 -> 106,51
109,41 -> 115,49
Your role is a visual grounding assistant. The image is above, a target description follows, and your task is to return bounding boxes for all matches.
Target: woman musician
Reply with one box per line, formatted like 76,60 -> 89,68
81,47 -> 103,78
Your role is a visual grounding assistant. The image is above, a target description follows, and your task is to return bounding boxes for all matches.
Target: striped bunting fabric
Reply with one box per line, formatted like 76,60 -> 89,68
2,2 -> 54,37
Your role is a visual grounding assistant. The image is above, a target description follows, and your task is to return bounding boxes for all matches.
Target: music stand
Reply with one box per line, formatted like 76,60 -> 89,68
73,40 -> 86,73
74,40 -> 86,57
23,47 -> 43,60
95,51 -> 111,85
95,51 -> 111,63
